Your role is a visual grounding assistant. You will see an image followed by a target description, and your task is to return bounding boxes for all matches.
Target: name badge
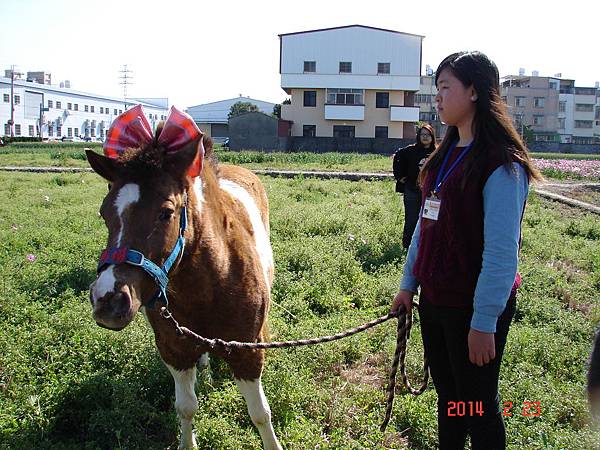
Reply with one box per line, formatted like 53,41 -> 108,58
422,196 -> 441,221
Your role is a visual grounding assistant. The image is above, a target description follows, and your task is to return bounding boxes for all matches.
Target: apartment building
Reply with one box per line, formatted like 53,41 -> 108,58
501,74 -> 600,144
1,69 -> 168,140
414,72 -> 446,139
279,25 -> 422,139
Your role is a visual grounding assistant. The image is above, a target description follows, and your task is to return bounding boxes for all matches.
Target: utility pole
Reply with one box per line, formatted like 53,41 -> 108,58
119,65 -> 133,110
39,96 -> 49,140
8,65 -> 23,139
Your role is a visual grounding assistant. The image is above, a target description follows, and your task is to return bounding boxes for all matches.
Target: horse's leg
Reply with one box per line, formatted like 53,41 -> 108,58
228,349 -> 282,450
165,363 -> 198,450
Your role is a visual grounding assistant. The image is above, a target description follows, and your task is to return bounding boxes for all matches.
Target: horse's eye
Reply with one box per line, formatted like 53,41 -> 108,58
159,208 -> 174,222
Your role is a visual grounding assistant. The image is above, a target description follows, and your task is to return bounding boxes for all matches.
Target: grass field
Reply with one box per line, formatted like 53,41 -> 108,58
0,167 -> 599,449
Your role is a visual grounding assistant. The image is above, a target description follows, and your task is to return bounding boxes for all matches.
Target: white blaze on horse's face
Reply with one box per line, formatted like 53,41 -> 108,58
90,183 -> 140,330
91,183 -> 140,303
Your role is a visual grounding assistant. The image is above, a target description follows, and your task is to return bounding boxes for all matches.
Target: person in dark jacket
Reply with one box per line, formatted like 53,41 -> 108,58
393,124 -> 436,248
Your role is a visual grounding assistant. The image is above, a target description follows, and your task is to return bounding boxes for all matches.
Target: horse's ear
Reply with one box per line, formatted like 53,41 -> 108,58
86,149 -> 122,182
165,137 -> 203,179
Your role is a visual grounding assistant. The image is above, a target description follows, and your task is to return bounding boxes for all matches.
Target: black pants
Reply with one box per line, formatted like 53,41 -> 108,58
402,187 -> 422,248
419,294 -> 516,450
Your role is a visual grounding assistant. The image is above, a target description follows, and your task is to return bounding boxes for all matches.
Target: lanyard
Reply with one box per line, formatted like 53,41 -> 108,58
432,141 -> 473,195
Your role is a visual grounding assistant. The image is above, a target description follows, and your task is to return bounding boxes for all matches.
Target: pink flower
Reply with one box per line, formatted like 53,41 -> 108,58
26,254 -> 36,262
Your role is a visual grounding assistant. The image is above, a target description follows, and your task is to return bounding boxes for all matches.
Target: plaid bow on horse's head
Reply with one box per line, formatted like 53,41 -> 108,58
103,104 -> 204,176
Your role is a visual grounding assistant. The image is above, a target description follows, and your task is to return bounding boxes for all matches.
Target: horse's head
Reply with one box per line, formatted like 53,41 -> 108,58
86,135 -> 203,330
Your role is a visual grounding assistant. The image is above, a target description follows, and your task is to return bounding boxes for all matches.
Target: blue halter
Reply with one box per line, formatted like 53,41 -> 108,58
97,193 -> 188,309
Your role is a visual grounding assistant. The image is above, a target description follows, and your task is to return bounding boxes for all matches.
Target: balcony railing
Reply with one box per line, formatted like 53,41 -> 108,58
324,104 -> 365,121
390,106 -> 419,122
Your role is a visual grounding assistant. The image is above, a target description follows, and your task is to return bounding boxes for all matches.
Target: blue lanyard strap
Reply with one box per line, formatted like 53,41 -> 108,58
433,141 -> 473,194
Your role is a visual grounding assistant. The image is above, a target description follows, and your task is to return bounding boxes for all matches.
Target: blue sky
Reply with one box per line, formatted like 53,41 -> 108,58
1,0 -> 598,109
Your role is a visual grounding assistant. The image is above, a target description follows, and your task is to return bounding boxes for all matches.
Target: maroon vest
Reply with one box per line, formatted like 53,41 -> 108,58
413,146 -> 520,307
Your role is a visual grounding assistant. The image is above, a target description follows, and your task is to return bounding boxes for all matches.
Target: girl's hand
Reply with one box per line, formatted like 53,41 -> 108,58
468,328 -> 496,366
391,290 -> 414,315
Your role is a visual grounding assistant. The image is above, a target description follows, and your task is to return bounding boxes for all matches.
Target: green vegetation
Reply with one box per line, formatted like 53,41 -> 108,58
0,170 -> 598,449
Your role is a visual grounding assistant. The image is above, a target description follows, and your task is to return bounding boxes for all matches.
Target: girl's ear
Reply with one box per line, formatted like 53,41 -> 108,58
470,86 -> 478,102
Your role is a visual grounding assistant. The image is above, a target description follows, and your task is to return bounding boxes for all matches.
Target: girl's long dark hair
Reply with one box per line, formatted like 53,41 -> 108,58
416,123 -> 436,152
419,51 -> 542,190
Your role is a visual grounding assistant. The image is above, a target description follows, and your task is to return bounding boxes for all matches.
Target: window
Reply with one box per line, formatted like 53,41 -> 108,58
596,106 -> 600,120
415,94 -> 433,104
56,126 -> 61,136
114,108 -> 118,115
304,61 -> 316,72
47,100 -> 53,108
558,118 -> 565,129
91,128 -> 96,137
575,103 -> 593,112
333,125 -> 355,138
56,101 -> 61,109
28,125 -> 34,136
326,88 -> 363,105
575,120 -> 593,128
303,125 -> 316,137
74,127 -> 79,137
90,105 -> 95,113
100,107 -> 104,114
48,125 -> 53,136
375,126 -> 388,138
119,110 -> 122,114
515,96 -> 526,107
339,61 -> 352,73
533,97 -> 545,108
376,92 -> 389,108
67,127 -> 72,137
303,91 -> 317,107
549,81 -> 558,90
84,105 -> 89,112
14,95 -> 20,105
377,62 -> 390,74
559,101 -> 566,113
74,104 -> 79,111
67,103 -> 72,110
100,129 -> 105,138
533,115 -> 544,126
14,124 -> 21,135
4,123 -> 10,134
2,94 -> 8,102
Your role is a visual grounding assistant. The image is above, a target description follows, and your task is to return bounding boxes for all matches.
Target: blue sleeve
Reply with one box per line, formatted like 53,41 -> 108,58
471,163 -> 529,333
400,217 -> 421,292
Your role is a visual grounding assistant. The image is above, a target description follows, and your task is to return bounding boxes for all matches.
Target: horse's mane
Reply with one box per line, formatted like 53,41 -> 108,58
116,123 -> 217,178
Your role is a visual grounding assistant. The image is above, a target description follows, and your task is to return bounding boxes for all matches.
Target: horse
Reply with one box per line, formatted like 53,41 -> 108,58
86,109 -> 281,450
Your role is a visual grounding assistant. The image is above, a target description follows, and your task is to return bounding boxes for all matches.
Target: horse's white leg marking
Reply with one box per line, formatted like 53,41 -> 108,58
219,180 -> 273,288
235,378 -> 282,450
198,352 -> 209,370
166,364 -> 198,450
114,183 -> 140,246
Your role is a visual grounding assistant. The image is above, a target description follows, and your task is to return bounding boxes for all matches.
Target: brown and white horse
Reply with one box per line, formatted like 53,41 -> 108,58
86,131 -> 281,449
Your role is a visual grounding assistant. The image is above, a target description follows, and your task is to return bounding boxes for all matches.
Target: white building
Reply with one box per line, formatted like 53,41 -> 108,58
1,70 -> 168,140
279,25 -> 422,139
186,96 -> 276,141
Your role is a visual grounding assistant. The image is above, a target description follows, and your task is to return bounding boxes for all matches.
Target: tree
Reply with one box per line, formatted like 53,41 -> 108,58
228,101 -> 259,119
272,104 -> 281,119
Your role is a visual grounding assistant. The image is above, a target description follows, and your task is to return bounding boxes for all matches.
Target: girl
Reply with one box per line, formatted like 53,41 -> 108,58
391,51 -> 542,449
393,124 -> 437,248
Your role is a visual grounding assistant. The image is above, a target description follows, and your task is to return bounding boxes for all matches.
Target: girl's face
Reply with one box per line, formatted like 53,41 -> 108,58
419,129 -> 433,146
435,68 -> 477,128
